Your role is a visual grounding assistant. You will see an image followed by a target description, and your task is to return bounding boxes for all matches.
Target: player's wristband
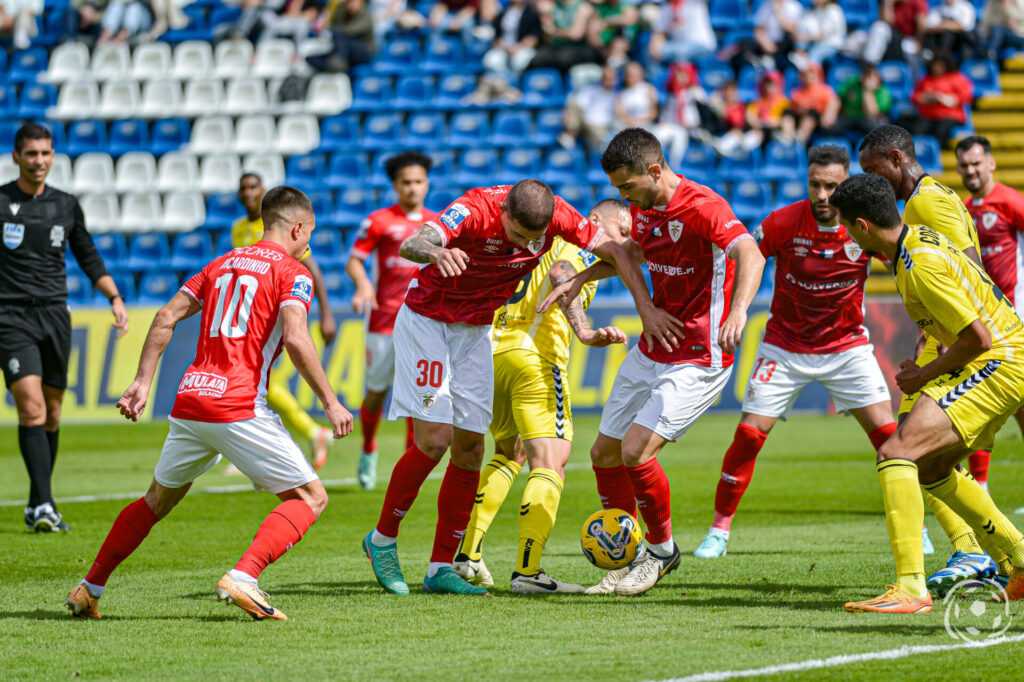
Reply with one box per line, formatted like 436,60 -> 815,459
108,294 -> 123,304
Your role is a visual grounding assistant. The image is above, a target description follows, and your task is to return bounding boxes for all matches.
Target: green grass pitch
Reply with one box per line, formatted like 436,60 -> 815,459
3,413 -> 1024,680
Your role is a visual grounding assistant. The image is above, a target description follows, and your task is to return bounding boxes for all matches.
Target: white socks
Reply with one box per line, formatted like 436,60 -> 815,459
426,562 -> 449,578
228,569 -> 258,584
81,580 -> 105,598
370,530 -> 397,547
647,539 -> 676,557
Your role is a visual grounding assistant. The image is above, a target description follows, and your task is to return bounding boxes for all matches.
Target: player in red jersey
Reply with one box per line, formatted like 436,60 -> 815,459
346,151 -> 437,490
362,178 -> 678,596
65,187 -> 354,621
955,134 -> 1024,492
542,128 -> 766,596
691,145 -> 898,558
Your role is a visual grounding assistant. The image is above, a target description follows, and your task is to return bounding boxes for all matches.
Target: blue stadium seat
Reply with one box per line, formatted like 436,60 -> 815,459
374,38 -> 421,75
361,113 -> 403,151
350,75 -> 394,113
44,120 -> 67,152
163,5 -> 211,42
309,227 -> 344,267
9,48 -> 48,84
319,113 -> 360,152
327,152 -> 369,190
764,141 -> 807,182
434,73 -> 476,109
553,184 -> 595,214
205,193 -> 240,230
422,35 -> 464,73
308,191 -> 334,227
427,186 -> 462,212
962,59 -> 1001,98
367,152 -> 394,188
540,148 -> 584,185
585,151 -> 606,184
529,109 -> 562,147
0,120 -> 19,150
496,148 -> 541,184
151,118 -> 190,156
593,183 -> 621,202
736,65 -> 762,102
843,0 -> 878,27
393,74 -> 435,111
66,120 -> 108,156
812,136 -> 853,157
730,180 -> 772,225
136,271 -> 179,305
215,230 -> 234,255
37,9 -> 70,46
210,5 -> 242,32
447,111 -> 490,148
454,148 -> 498,185
126,233 -> 170,271
66,272 -> 91,306
333,187 -> 374,227
320,266 -> 355,300
285,153 -> 327,192
696,60 -> 733,91
718,148 -> 762,182
109,119 -> 150,157
679,143 -> 718,186
826,62 -> 861,90
879,60 -> 913,100
94,269 -> 135,305
462,38 -> 488,72
404,112 -> 446,149
169,232 -> 214,271
710,0 -> 747,30
775,180 -> 806,208
783,67 -> 801,93
426,150 -> 454,183
521,69 -> 565,107
0,85 -> 16,119
914,135 -> 943,173
92,233 -> 128,269
721,27 -> 755,48
491,110 -> 532,147
18,83 -> 57,119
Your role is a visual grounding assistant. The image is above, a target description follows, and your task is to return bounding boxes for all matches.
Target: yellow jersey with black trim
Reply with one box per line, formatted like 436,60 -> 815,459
903,176 -> 981,256
492,237 -> 598,368
231,215 -> 310,261
894,224 -> 1024,360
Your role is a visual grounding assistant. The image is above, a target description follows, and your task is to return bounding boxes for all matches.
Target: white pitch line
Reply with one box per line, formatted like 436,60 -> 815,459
657,632 -> 1024,682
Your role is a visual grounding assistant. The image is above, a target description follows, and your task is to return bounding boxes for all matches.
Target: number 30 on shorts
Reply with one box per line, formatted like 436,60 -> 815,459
416,359 -> 443,387
752,358 -> 777,383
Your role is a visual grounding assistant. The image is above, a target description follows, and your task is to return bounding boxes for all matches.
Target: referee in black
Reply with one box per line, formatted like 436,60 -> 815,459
1,123 -> 129,532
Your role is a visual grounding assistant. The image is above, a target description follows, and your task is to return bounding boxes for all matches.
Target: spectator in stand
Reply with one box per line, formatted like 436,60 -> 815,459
232,0 -> 323,42
145,0 -> 190,41
708,80 -> 761,157
652,62 -> 707,165
429,0 -> 496,39
368,0 -> 426,43
615,61 -> 659,129
980,0 -> 1024,60
530,0 -> 600,73
923,0 -> 976,57
730,0 -> 803,72
1,0 -> 40,48
483,0 -> 542,73
780,63 -> 840,144
744,70 -> 789,150
587,0 -> 639,69
897,51 -> 974,144
831,63 -> 892,136
857,0 -> 928,65
307,0 -> 376,73
72,0 -> 107,41
559,64 -> 618,151
649,0 -> 716,64
97,0 -> 152,43
791,0 -> 846,69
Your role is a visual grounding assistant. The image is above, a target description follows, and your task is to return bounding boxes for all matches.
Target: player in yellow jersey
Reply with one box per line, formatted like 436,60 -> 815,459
231,172 -> 338,469
452,199 -> 630,593
830,173 -> 1024,613
857,124 -> 1007,591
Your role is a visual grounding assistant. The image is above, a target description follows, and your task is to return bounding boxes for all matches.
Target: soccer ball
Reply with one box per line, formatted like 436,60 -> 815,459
580,508 -> 644,570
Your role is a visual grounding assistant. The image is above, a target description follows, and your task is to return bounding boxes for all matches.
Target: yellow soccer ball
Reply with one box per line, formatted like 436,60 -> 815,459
580,508 -> 644,570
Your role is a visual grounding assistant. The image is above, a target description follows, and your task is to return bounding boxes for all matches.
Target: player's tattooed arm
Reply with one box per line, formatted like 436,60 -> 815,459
549,260 -> 627,347
400,225 -> 470,277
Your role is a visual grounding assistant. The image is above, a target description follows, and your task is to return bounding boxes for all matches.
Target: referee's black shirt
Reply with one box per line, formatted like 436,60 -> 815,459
0,181 -> 109,305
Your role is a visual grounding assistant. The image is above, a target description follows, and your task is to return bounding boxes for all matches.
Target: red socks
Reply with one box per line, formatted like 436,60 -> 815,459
969,450 -> 991,485
593,464 -> 637,515
360,404 -> 383,454
376,443 -> 439,537
625,458 -> 673,545
85,497 -> 159,587
868,422 -> 897,452
430,462 -> 480,563
713,423 -> 768,519
234,499 -> 316,579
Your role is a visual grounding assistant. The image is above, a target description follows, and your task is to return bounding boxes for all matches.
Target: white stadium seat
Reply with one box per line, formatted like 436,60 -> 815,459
181,78 -> 225,117
91,43 -> 131,81
42,42 -> 90,84
275,113 -> 319,154
172,41 -> 214,80
98,80 -> 140,119
156,152 -> 200,192
49,82 -> 99,120
162,191 -> 206,232
199,154 -> 242,193
189,116 -> 234,154
80,192 -> 121,233
234,114 -> 276,154
253,39 -> 295,78
213,39 -> 254,79
139,79 -> 182,118
114,152 -> 158,193
132,42 -> 173,80
48,154 -> 73,191
72,153 -> 115,194
306,74 -> 351,116
120,191 -> 163,232
242,152 -> 284,188
223,77 -> 267,116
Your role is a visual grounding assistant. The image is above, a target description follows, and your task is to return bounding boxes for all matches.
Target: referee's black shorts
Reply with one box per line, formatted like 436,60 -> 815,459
0,303 -> 72,390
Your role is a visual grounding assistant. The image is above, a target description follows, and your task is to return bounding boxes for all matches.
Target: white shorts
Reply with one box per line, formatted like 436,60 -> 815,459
599,345 -> 733,442
388,305 -> 494,434
741,342 -> 892,419
366,331 -> 396,393
154,415 -> 318,494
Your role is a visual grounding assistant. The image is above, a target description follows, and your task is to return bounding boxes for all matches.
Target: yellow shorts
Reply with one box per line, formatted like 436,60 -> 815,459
898,338 -> 940,417
491,348 -> 573,443
917,356 -> 1024,451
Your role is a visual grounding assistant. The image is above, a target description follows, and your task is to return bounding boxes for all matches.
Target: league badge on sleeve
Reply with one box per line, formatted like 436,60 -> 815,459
3,222 -> 24,249
291,274 -> 313,303
440,203 -> 471,230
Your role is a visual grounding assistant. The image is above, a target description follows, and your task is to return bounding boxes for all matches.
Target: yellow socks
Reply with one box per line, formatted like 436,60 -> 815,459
459,454 -> 522,561
878,459 -> 927,598
923,489 -> 984,554
516,468 -> 564,575
266,380 -> 318,441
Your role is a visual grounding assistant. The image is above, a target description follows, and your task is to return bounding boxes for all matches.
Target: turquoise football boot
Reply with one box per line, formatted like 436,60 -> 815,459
362,531 -> 409,595
422,566 -> 490,595
693,532 -> 728,558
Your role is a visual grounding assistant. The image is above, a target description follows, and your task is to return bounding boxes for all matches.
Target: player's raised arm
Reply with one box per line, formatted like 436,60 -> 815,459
399,223 -> 470,277
548,259 -> 627,347
281,304 -> 353,438
117,291 -> 201,421
718,237 -> 766,354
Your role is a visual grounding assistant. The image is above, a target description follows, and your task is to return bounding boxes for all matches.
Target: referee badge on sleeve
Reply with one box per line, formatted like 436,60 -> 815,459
4,222 -> 24,249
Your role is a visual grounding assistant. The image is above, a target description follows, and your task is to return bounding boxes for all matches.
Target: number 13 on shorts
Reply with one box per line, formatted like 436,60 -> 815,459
752,357 -> 777,383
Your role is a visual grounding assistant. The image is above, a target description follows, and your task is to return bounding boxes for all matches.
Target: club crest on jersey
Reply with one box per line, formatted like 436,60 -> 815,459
440,203 -> 470,230
9,203 -> 19,215
3,222 -> 24,249
50,225 -> 64,248
844,241 -> 863,261
420,393 -> 436,410
668,220 -> 684,242
291,274 -> 313,303
983,212 -> 998,229
526,234 -> 546,255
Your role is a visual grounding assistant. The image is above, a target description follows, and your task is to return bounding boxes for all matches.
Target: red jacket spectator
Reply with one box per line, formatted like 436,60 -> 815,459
910,58 -> 973,123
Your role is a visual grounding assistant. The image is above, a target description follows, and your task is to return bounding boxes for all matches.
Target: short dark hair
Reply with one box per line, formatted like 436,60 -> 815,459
829,174 -> 902,229
858,124 -> 916,159
955,135 -> 992,156
808,145 -> 850,171
14,123 -> 52,152
591,198 -> 630,217
239,172 -> 263,186
506,179 -> 555,232
262,185 -> 314,227
600,127 -> 666,176
385,151 -> 432,181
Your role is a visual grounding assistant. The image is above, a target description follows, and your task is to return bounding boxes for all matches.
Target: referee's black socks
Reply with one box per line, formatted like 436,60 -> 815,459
46,428 -> 59,473
18,425 -> 53,509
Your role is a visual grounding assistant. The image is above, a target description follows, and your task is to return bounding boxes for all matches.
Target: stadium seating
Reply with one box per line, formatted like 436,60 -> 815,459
163,191 -> 207,232
72,152 -> 115,193
169,231 -> 214,270
126,232 -> 170,271
286,153 -> 327,192
333,187 -> 374,227
447,111 -> 490,148
66,119 -> 108,156
497,148 -> 542,184
80,192 -> 121,232
94,269 -> 136,305
120,191 -> 163,232
539,148 -> 583,185
136,271 -> 180,305
403,112 -> 446,149
109,119 -> 150,157
205,193 -> 241,230
200,154 -> 243,193
114,152 -> 158,193
10,47 -> 48,83
491,110 -> 533,147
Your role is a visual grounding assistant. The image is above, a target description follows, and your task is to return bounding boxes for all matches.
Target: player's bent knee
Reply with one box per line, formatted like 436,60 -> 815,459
590,441 -> 622,468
